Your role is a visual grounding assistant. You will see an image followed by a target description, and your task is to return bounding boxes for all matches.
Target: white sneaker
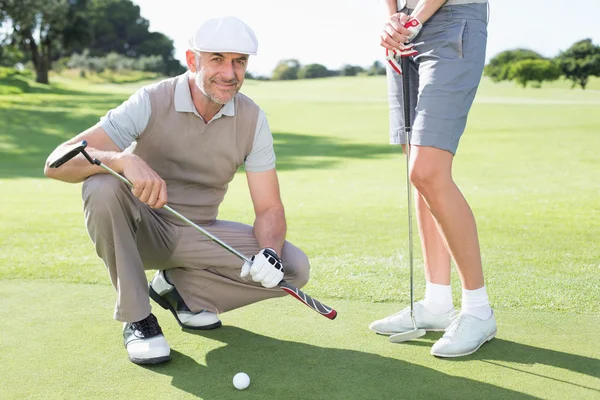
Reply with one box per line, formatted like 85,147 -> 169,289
149,270 -> 221,330
430,311 -> 497,358
123,313 -> 171,365
369,301 -> 455,335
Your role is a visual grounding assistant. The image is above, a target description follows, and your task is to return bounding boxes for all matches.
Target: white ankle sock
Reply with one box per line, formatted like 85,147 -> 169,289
422,282 -> 454,315
461,286 -> 492,320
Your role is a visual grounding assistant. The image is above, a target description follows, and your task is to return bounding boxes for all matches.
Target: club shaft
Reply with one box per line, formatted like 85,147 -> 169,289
400,57 -> 417,330
98,163 -> 252,262
94,160 -> 336,320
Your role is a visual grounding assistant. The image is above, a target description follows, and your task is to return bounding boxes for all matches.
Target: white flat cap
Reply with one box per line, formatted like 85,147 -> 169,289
188,16 -> 258,55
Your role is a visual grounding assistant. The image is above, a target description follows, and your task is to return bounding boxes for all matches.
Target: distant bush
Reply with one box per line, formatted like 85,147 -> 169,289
135,55 -> 165,73
484,49 -> 545,82
0,44 -> 24,68
272,59 -> 301,80
0,67 -> 31,94
65,50 -> 167,75
367,61 -> 386,76
340,64 -> 365,76
509,59 -> 561,88
298,63 -> 330,79
105,52 -> 134,71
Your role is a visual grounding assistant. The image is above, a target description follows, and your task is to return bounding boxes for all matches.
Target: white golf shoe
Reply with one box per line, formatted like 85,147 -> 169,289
369,301 -> 455,335
149,270 -> 221,330
123,313 -> 171,365
430,311 -> 497,357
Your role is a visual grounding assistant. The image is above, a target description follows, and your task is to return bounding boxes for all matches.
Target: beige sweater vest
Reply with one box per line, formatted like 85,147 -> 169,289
132,77 -> 259,225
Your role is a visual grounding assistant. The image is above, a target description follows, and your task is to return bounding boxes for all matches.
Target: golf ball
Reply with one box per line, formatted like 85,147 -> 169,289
233,372 -> 250,390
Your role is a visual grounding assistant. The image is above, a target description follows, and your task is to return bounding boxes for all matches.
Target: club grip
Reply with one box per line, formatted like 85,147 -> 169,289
401,57 -> 412,130
278,280 -> 337,320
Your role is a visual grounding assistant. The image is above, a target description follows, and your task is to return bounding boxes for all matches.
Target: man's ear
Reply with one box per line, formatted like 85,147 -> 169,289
185,50 -> 198,72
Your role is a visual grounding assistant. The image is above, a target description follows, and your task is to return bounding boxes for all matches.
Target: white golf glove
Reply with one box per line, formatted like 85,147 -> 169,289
385,18 -> 421,75
404,17 -> 422,42
240,248 -> 284,289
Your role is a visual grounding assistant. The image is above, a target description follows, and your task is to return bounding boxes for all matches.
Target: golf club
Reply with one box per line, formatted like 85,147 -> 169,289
49,140 -> 337,320
389,55 -> 426,343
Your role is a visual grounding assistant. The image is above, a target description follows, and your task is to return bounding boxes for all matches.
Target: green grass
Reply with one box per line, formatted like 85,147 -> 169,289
2,281 -> 599,399
0,75 -> 599,399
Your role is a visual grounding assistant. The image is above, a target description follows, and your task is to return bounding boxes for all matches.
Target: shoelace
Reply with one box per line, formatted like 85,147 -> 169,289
444,311 -> 468,334
132,314 -> 161,337
389,306 -> 412,318
388,303 -> 423,321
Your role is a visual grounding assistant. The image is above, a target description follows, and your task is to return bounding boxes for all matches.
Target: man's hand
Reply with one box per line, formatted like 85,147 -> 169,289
240,248 -> 284,289
116,154 -> 167,209
380,13 -> 423,51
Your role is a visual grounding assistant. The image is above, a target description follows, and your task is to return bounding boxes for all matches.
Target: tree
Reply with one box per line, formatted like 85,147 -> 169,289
367,60 -> 386,76
0,0 -> 184,80
132,31 -> 183,75
556,39 -> 600,90
0,0 -> 79,83
484,49 -> 544,82
340,64 -> 364,76
61,0 -> 92,55
0,33 -> 24,67
272,59 -> 300,80
509,59 -> 561,88
298,63 -> 329,79
83,0 -> 183,75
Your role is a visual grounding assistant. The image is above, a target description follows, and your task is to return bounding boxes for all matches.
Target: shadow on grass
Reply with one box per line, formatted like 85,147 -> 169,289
407,333 -> 599,392
25,84 -> 98,96
1,81 -> 399,178
0,102 -> 399,179
0,106 -> 105,178
273,132 -> 398,171
145,326 -> 540,400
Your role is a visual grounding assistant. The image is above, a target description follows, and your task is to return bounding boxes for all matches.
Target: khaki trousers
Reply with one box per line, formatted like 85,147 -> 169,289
82,175 -> 310,322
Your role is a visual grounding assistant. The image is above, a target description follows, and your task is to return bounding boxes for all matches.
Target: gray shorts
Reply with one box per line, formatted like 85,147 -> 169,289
387,3 -> 489,154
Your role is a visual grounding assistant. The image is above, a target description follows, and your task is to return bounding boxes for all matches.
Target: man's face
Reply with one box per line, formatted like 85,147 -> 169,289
191,51 -> 248,105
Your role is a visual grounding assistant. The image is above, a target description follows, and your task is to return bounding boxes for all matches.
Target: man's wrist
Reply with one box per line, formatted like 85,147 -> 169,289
112,153 -> 133,174
262,247 -> 281,260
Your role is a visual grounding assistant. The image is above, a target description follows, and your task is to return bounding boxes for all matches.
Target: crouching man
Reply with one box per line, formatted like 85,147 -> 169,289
44,16 -> 310,365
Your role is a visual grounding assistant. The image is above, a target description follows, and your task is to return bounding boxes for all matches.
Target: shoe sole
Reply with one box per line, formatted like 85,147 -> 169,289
371,327 -> 447,336
149,286 -> 222,331
430,330 -> 497,358
129,354 -> 171,365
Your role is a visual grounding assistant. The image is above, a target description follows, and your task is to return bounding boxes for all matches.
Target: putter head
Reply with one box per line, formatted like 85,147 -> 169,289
48,140 -> 88,168
389,328 -> 426,343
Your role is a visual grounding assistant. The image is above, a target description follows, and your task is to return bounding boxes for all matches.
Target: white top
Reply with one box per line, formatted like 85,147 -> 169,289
100,73 -> 276,172
404,0 -> 487,9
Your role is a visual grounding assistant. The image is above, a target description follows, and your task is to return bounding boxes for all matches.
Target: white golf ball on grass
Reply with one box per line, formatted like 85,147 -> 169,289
233,372 -> 250,390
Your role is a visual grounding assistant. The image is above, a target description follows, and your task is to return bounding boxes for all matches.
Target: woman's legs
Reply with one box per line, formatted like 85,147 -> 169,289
409,145 -> 485,291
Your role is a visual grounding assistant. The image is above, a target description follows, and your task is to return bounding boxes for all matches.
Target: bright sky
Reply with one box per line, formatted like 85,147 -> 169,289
132,0 -> 600,77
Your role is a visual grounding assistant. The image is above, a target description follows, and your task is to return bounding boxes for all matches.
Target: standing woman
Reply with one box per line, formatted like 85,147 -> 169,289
369,0 -> 496,357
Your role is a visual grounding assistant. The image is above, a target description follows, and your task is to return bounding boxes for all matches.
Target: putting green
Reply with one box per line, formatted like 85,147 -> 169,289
0,280 -> 598,399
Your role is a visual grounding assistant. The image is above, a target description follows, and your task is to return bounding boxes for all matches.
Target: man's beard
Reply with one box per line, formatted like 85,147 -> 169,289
195,71 -> 239,105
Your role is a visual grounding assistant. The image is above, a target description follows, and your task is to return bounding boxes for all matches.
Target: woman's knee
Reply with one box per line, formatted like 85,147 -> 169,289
409,147 -> 453,194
